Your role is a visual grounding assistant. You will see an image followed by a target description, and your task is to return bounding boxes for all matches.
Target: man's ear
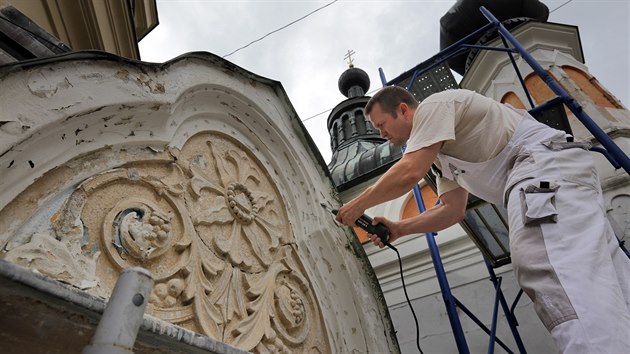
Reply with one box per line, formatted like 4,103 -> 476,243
399,102 -> 411,120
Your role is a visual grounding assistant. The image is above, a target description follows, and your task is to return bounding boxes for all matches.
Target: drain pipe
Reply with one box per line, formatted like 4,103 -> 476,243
82,267 -> 154,354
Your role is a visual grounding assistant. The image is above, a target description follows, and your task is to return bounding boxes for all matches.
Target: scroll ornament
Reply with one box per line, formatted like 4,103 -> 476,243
45,133 -> 326,353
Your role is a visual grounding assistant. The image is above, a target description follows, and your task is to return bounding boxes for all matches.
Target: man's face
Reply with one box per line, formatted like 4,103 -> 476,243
368,102 -> 411,147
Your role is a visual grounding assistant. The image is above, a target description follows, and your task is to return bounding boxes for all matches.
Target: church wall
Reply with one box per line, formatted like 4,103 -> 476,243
0,52 -> 399,353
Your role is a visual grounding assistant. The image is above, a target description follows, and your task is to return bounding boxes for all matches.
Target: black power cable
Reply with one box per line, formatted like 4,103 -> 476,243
385,243 -> 424,354
321,203 -> 424,352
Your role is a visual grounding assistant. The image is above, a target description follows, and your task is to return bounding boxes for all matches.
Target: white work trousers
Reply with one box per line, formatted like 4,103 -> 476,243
507,145 -> 630,353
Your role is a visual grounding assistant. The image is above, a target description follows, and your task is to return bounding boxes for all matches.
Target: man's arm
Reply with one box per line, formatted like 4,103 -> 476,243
398,186 -> 468,234
336,141 -> 442,226
368,186 -> 468,247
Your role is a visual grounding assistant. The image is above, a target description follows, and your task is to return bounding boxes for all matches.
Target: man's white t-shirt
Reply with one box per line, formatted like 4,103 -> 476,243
404,89 -> 523,196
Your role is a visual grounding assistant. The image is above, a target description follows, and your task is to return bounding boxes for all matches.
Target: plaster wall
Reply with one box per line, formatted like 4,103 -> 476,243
0,52 -> 398,353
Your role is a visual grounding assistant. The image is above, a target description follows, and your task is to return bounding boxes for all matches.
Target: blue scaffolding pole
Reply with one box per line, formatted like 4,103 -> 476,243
379,5 -> 630,354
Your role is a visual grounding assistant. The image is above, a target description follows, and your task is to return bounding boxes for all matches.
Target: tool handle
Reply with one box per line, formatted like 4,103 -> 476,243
329,209 -> 390,242
355,214 -> 390,242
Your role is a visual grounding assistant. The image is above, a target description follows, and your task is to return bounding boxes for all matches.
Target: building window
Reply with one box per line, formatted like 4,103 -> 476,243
524,72 -> 558,105
353,225 -> 370,243
330,122 -> 338,150
342,113 -> 352,141
354,108 -> 367,136
562,65 -> 621,108
524,72 -> 575,118
500,91 -> 526,109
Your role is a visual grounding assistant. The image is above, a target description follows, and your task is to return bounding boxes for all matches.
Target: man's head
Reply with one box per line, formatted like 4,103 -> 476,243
364,86 -> 418,147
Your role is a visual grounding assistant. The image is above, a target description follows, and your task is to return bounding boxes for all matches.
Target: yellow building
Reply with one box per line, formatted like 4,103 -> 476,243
0,0 -> 158,61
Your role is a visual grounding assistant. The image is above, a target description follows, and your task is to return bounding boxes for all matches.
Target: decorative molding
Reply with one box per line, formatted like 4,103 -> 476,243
4,131 -> 326,353
0,53 -> 399,353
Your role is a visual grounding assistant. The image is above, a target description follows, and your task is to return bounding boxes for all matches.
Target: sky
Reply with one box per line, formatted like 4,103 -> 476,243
139,0 -> 630,163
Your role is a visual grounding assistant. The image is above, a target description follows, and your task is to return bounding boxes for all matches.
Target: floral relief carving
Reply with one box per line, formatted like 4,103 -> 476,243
56,132 -> 328,353
188,140 -> 282,272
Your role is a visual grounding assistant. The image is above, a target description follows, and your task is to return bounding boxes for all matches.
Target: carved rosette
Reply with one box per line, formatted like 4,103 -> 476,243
56,132 -> 328,353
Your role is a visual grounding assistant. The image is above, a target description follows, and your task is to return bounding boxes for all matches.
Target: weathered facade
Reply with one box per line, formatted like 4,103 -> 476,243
0,52 -> 399,353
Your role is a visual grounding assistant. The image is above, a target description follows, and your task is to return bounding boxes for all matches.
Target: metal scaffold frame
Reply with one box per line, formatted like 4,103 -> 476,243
379,6 -> 630,354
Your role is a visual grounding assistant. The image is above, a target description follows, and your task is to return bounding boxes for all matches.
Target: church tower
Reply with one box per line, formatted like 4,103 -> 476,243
326,55 -> 403,241
327,55 -> 402,191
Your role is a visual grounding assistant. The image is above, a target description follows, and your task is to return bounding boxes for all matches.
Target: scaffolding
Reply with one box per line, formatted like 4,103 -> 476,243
378,6 -> 630,354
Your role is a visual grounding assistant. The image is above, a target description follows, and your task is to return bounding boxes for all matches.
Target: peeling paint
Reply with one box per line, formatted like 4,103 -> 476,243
27,71 -> 73,98
75,139 -> 94,146
0,55 -> 399,353
116,69 -> 165,94
0,121 -> 29,135
65,106 -> 107,121
80,73 -> 104,80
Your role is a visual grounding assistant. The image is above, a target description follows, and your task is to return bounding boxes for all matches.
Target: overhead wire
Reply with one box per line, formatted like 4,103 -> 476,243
223,0 -> 339,58
549,0 -> 575,14
301,87 -> 380,123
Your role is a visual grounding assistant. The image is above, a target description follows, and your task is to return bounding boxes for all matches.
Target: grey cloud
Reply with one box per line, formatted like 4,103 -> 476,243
140,0 -> 629,162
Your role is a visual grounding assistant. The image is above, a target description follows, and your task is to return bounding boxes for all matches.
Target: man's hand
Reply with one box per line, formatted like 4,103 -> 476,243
368,216 -> 401,248
335,143 -> 440,225
335,197 -> 366,226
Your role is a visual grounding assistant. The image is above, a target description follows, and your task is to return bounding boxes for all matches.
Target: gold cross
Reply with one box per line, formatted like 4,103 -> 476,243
344,49 -> 355,68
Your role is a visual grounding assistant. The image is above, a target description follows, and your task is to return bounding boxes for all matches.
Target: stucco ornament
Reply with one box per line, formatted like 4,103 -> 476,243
188,140 -> 283,271
50,132 -> 326,353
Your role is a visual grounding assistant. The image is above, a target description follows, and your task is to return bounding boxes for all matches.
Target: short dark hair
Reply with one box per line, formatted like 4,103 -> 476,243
364,86 -> 418,116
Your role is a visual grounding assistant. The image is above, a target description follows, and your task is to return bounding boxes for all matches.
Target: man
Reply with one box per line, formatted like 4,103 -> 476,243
336,86 -> 630,353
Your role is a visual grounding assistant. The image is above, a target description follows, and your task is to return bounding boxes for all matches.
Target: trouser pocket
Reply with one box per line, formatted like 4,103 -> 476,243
519,182 -> 559,226
542,140 -> 591,151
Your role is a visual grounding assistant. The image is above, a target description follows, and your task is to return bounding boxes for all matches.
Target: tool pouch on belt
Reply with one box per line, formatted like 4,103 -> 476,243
519,182 -> 559,226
